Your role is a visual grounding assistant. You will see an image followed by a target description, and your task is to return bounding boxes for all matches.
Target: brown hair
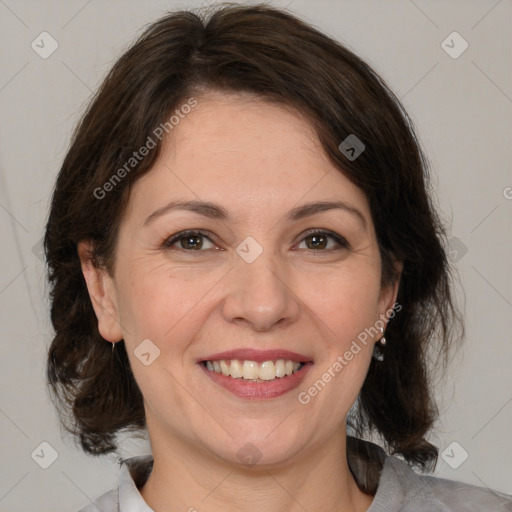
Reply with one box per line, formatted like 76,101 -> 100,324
45,3 -> 463,471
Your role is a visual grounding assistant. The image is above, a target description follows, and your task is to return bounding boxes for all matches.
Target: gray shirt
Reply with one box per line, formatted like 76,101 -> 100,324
79,437 -> 512,511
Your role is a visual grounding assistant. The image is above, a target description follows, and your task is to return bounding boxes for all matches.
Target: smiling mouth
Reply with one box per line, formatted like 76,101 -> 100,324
201,359 -> 305,382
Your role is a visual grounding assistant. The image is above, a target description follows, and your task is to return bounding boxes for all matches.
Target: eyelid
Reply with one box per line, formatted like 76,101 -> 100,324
294,229 -> 350,250
162,228 -> 349,252
162,229 -> 218,250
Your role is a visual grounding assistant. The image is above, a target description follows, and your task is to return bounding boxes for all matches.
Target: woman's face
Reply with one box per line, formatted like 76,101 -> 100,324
84,91 -> 399,466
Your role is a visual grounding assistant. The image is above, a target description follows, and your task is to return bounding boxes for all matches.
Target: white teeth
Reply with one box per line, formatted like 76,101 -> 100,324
242,360 -> 259,380
275,359 -> 286,378
230,360 -> 243,378
204,359 -> 305,381
220,360 -> 230,375
259,361 -> 275,380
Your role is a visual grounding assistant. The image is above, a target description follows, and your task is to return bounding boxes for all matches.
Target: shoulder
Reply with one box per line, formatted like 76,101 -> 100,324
76,454 -> 153,512
78,488 -> 118,512
374,455 -> 512,511
421,473 -> 512,511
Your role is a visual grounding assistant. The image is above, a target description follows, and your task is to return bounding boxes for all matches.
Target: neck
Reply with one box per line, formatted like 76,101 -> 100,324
139,427 -> 374,512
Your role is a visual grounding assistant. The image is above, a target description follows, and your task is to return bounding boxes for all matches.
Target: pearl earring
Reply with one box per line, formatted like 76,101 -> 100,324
372,327 -> 386,361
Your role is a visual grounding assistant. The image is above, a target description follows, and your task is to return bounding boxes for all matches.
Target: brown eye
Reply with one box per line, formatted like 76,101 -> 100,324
304,233 -> 328,250
297,230 -> 349,251
180,234 -> 204,250
163,230 -> 216,251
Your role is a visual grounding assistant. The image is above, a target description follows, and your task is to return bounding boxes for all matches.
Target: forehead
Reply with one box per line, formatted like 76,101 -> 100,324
127,91 -> 371,222
169,91 -> 325,173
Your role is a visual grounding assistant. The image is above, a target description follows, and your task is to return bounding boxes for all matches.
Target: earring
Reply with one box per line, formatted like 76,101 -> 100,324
372,327 -> 386,361
111,341 -> 116,354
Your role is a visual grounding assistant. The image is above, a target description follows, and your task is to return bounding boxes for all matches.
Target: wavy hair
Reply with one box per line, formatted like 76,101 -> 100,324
45,3 -> 463,472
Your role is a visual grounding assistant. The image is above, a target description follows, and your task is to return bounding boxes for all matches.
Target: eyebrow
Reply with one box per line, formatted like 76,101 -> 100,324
143,199 -> 366,229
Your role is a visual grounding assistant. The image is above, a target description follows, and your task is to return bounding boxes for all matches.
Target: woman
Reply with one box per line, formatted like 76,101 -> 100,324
44,4 -> 512,511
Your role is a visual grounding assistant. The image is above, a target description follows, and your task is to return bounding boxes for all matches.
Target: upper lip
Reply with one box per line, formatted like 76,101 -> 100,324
199,349 -> 313,364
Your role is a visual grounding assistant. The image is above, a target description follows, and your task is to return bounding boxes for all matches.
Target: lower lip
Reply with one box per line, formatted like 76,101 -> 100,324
199,362 -> 313,400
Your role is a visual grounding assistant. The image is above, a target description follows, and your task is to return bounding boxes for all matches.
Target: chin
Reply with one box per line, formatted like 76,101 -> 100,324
210,423 -> 308,468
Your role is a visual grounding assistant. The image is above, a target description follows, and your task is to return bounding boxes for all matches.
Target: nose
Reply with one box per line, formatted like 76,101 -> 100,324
221,247 -> 300,332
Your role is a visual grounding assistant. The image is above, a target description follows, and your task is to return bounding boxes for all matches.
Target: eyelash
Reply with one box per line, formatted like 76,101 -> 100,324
161,229 -> 350,253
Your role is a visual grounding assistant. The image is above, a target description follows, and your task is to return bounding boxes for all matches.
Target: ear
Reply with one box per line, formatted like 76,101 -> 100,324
378,259 -> 403,318
77,240 -> 123,343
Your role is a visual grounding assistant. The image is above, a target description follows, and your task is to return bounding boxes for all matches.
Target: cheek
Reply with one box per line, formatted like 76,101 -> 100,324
299,263 -> 382,343
299,271 -> 380,419
114,260 -> 221,350
114,268 -> 212,405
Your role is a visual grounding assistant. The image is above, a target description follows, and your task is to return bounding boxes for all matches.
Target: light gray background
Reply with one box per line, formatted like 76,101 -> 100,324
1,0 -> 511,510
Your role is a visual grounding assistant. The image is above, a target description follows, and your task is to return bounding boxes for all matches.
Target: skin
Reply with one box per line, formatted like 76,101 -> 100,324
79,91 -> 401,512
